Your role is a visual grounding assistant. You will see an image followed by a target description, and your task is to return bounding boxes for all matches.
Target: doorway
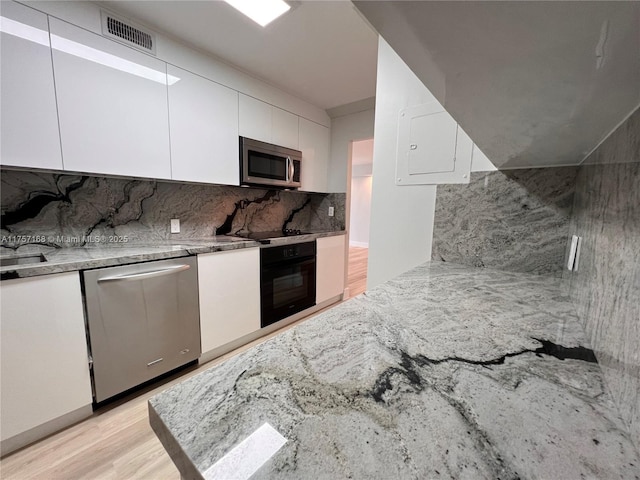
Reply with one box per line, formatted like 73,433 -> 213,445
347,138 -> 374,297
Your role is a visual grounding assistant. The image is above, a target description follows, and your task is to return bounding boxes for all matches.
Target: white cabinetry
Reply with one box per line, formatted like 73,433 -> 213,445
316,235 -> 346,304
168,66 -> 239,185
198,248 -> 261,354
299,117 -> 330,192
272,107 -> 299,149
50,18 -> 172,179
1,272 -> 93,454
239,94 -> 299,150
0,1 -> 63,170
239,94 -> 272,144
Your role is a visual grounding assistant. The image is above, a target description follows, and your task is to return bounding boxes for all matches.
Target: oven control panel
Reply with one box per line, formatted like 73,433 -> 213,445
261,241 -> 316,266
282,246 -> 300,258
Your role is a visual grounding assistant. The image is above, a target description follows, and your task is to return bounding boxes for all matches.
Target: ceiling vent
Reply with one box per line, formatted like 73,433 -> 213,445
100,10 -> 156,55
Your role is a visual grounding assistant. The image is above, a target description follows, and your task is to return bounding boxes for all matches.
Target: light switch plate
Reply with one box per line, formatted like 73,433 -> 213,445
567,234 -> 582,271
328,206 -> 335,217
170,219 -> 180,234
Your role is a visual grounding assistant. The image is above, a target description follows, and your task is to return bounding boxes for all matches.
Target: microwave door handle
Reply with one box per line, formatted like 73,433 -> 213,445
285,156 -> 291,182
288,157 -> 295,183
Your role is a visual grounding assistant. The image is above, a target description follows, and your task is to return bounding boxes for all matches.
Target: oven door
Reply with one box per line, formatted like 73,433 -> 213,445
261,256 -> 316,327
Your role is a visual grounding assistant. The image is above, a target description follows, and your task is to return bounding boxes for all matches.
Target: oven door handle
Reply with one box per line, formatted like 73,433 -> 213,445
97,264 -> 191,283
261,256 -> 316,269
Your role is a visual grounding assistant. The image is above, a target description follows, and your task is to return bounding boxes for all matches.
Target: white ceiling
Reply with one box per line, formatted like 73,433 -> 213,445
354,1 -> 640,168
99,0 -> 378,110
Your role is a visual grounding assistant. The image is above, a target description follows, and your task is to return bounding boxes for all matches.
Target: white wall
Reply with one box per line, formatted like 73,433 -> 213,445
349,175 -> 373,247
367,38 -> 440,289
471,144 -> 498,172
328,108 -> 375,192
349,138 -> 374,247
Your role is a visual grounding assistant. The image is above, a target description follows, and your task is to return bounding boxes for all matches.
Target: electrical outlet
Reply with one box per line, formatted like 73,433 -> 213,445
170,219 -> 180,234
328,206 -> 335,217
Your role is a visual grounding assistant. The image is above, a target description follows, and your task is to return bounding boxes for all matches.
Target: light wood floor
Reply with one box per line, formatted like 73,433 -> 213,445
347,246 -> 368,298
0,247 -> 369,480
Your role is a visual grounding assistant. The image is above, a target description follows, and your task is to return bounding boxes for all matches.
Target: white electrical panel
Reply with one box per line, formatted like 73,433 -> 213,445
396,101 -> 472,185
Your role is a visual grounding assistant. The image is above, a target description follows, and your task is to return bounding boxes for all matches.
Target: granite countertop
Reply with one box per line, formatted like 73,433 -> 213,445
149,261 -> 640,480
0,231 -> 345,280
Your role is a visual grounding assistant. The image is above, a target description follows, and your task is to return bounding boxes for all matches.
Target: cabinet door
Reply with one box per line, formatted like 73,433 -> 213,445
0,1 -> 63,170
316,235 -> 346,304
1,272 -> 92,444
168,66 -> 239,185
49,18 -> 171,179
299,117 -> 330,192
198,248 -> 261,353
239,94 -> 271,144
272,107 -> 299,149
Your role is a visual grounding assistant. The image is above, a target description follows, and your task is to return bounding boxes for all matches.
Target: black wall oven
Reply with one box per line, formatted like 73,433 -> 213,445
260,241 -> 316,327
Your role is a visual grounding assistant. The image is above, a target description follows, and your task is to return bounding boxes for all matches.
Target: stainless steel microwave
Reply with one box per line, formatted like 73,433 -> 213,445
240,137 -> 302,189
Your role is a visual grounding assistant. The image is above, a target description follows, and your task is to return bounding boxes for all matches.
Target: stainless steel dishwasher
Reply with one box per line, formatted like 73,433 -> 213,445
83,256 -> 200,403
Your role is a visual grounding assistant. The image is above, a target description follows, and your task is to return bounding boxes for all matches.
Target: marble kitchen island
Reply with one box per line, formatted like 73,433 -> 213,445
149,262 -> 640,480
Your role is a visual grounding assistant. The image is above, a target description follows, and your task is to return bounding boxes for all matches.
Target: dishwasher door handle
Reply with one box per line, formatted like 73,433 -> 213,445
97,264 -> 191,283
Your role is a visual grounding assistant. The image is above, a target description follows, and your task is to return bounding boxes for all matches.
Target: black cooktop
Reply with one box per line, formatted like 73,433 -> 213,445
236,229 -> 310,241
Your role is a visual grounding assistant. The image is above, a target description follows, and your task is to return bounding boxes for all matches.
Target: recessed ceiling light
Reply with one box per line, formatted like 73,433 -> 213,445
224,0 -> 291,27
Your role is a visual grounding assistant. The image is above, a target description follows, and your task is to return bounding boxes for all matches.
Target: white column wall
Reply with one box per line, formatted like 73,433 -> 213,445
367,38 -> 439,288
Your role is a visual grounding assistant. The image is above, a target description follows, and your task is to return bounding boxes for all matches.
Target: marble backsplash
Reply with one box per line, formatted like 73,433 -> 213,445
564,107 -> 640,448
431,167 -> 578,276
0,169 -> 345,250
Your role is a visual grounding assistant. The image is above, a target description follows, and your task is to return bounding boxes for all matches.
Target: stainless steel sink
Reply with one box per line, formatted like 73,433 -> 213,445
0,254 -> 47,267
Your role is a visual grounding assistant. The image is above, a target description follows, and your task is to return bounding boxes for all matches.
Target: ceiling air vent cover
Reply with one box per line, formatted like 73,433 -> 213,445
100,11 -> 156,55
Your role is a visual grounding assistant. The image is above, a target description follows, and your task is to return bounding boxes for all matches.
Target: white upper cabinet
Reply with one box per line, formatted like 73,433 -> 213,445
272,107 -> 299,150
239,94 -> 272,144
0,1 -> 63,170
239,94 -> 300,150
299,117 -> 330,192
168,66 -> 239,185
49,18 -> 172,179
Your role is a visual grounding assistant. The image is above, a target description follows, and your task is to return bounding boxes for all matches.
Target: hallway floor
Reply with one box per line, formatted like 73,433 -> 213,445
347,246 -> 368,297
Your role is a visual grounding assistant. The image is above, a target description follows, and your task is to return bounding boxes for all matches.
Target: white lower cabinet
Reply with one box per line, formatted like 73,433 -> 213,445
0,272 -> 93,453
198,248 -> 261,354
316,235 -> 346,304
